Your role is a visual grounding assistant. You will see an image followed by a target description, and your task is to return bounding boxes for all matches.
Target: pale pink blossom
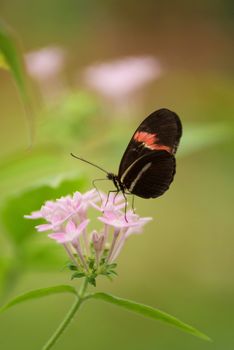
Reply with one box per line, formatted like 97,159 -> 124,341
25,190 -> 152,276
98,209 -> 151,229
91,192 -> 125,213
48,219 -> 89,244
25,190 -> 99,231
25,46 -> 67,103
82,56 -> 162,103
25,46 -> 66,81
24,211 -> 42,219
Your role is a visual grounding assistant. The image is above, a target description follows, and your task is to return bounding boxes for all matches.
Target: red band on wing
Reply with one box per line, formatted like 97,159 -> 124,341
134,131 -> 172,153
134,131 -> 157,145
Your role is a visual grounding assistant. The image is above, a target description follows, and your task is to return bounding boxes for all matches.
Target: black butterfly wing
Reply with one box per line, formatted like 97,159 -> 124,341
121,150 -> 176,199
118,108 -> 182,178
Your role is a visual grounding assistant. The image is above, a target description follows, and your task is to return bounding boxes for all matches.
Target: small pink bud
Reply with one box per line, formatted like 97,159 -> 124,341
92,231 -> 105,253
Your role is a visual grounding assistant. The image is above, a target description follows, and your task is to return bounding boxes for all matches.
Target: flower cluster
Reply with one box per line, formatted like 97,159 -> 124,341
25,46 -> 66,81
82,56 -> 162,101
25,46 -> 67,103
25,190 -> 152,286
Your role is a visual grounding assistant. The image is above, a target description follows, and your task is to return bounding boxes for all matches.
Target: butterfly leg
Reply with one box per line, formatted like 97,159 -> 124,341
121,191 -> 129,222
105,190 -> 119,208
113,191 -> 120,204
124,193 -> 135,214
131,195 -> 136,213
92,178 -> 109,204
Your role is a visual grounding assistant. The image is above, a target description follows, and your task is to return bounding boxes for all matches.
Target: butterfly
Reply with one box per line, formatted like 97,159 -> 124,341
71,108 -> 182,204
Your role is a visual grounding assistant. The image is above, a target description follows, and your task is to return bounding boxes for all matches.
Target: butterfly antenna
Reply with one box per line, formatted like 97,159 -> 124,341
70,153 -> 109,175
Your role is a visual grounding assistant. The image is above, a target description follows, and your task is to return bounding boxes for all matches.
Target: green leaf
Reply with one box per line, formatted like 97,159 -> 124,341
71,272 -> 85,280
0,20 -> 33,145
87,276 -> 97,287
0,285 -> 78,313
107,263 -> 117,269
87,257 -> 95,270
22,241 -> 64,270
1,175 -> 86,245
39,91 -> 103,147
0,21 -> 27,99
0,52 -> 8,69
67,262 -> 78,271
180,122 -> 233,157
88,292 -> 211,341
108,270 -> 118,276
0,148 -> 63,201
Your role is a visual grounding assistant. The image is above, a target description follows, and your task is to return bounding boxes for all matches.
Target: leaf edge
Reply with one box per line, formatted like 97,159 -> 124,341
87,292 -> 211,342
0,284 -> 78,313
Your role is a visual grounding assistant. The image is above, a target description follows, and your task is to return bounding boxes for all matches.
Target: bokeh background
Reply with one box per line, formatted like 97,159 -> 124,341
0,1 -> 234,349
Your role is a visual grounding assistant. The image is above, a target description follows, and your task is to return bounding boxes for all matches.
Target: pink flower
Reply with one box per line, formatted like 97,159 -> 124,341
98,208 -> 151,229
25,190 -> 152,281
82,56 -> 162,103
25,46 -> 67,103
25,190 -> 99,231
25,46 -> 66,81
98,210 -> 152,263
91,192 -> 125,213
48,219 -> 89,244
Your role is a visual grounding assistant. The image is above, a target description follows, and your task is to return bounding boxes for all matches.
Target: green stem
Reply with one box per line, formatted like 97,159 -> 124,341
42,278 -> 89,350
78,277 -> 89,298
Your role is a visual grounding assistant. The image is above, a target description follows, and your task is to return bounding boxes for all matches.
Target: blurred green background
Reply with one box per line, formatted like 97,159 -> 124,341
0,1 -> 234,349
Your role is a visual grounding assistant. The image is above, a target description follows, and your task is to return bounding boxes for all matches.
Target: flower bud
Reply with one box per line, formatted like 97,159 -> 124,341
92,231 -> 105,253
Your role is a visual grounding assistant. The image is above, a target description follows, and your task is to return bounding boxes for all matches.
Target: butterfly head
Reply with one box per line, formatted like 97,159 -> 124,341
107,172 -> 115,181
107,172 -> 122,192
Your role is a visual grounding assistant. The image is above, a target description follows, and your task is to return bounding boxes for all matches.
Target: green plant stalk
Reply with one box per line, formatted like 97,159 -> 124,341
42,278 -> 89,350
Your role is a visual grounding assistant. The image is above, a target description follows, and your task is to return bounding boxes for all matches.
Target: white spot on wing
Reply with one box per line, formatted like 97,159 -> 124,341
120,154 -> 148,183
129,162 -> 152,192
